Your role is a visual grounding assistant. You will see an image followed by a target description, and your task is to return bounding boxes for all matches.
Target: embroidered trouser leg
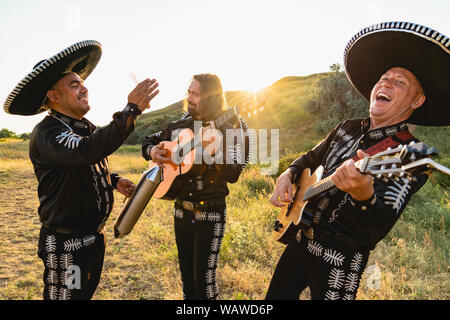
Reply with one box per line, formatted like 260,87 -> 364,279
37,225 -> 106,300
266,238 -> 369,300
174,204 -> 226,300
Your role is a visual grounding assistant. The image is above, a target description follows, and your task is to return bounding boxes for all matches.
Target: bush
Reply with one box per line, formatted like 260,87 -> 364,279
304,64 -> 369,134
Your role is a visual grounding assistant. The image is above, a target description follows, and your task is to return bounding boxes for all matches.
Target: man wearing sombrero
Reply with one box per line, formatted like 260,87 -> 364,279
266,22 -> 449,299
4,40 -> 159,300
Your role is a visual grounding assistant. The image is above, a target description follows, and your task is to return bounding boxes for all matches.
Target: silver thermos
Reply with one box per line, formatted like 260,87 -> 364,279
114,166 -> 162,238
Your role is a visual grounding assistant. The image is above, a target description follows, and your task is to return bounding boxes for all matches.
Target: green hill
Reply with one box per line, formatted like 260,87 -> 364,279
126,73 -> 326,155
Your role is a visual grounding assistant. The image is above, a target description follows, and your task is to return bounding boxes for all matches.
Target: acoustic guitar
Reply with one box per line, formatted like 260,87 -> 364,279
150,99 -> 263,200
272,142 -> 450,244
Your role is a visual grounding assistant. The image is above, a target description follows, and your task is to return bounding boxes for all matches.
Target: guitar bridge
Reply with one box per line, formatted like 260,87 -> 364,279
273,220 -> 283,232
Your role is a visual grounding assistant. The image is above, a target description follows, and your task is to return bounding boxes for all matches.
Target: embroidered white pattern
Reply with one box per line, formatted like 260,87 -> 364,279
48,285 -> 58,300
345,272 -> 360,292
306,240 -> 323,257
384,178 -> 411,214
55,131 -> 81,149
213,223 -> 223,237
195,212 -> 207,221
343,293 -> 355,300
207,212 -> 221,222
83,235 -> 96,247
206,284 -> 215,299
47,270 -> 58,284
328,268 -> 346,289
46,253 -> 58,269
46,235 -> 57,253
317,197 -> 330,211
59,288 -> 71,300
369,130 -> 384,139
329,193 -> 350,223
206,269 -> 215,284
208,254 -> 218,268
211,238 -> 221,252
63,238 -> 82,252
385,127 -> 398,136
323,248 -> 345,267
313,211 -> 322,225
228,144 -> 242,163
324,290 -> 340,300
350,253 -> 364,272
59,253 -> 73,270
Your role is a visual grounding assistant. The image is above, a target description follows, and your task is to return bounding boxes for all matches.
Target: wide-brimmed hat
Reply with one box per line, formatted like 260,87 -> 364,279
344,22 -> 449,126
4,40 -> 102,115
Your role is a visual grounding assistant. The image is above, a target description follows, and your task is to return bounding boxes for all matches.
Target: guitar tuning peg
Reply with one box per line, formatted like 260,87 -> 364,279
409,141 -> 416,145
377,174 -> 382,179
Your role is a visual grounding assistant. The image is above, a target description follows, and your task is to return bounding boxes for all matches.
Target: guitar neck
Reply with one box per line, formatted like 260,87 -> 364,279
303,176 -> 336,201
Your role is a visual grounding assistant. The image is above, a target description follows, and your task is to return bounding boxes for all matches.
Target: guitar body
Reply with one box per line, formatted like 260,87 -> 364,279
272,166 -> 324,244
152,128 -> 198,200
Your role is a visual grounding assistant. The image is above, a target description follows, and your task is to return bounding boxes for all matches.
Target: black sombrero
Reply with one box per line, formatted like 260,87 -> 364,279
4,40 -> 102,116
344,22 -> 449,126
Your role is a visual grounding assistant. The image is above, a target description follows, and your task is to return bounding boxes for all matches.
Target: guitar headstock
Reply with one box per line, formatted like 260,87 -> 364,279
358,142 -> 444,182
234,95 -> 265,118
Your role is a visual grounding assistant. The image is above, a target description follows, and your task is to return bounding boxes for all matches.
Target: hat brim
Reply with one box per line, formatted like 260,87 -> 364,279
4,40 -> 102,116
344,22 -> 450,126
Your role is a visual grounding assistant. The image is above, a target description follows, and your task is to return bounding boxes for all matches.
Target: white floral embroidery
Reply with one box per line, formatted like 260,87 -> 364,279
345,272 -> 360,292
306,240 -> 323,257
207,212 -> 221,222
55,131 -> 81,149
48,285 -> 58,300
46,235 -> 57,253
324,290 -> 340,300
329,193 -> 350,223
208,254 -> 218,268
83,235 -> 96,247
59,253 -> 73,270
63,238 -> 82,252
195,212 -> 207,221
211,238 -> 221,252
206,284 -> 215,299
328,268 -> 346,290
46,253 -> 58,269
343,293 -> 355,300
350,253 -> 364,272
369,130 -> 384,139
384,178 -> 411,214
323,248 -> 345,267
59,288 -> 71,300
317,197 -> 330,211
213,223 -> 223,237
385,127 -> 398,136
227,144 -> 243,163
47,270 -> 58,284
206,269 -> 215,284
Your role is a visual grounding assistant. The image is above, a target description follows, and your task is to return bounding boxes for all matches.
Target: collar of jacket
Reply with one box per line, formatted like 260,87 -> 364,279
360,117 -> 409,141
49,109 -> 96,135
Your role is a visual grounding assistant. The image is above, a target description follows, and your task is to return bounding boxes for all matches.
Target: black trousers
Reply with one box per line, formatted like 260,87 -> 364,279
37,225 -> 106,300
266,237 -> 369,300
173,204 -> 226,300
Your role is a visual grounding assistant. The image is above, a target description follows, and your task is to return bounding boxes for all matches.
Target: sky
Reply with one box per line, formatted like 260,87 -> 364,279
1,0 -> 449,134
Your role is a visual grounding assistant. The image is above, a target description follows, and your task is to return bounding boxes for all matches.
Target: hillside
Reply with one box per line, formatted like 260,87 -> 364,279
126,73 -> 326,155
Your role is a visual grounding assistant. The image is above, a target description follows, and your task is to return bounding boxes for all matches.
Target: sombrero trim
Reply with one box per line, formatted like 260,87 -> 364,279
344,22 -> 450,64
4,40 -> 101,113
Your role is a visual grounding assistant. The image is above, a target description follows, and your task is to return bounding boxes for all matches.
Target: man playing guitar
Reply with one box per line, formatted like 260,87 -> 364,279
141,73 -> 250,300
266,22 -> 449,300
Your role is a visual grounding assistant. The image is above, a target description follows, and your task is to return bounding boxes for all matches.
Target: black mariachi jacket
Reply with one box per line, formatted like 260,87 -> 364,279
288,118 -> 428,251
141,113 -> 251,202
29,104 -> 141,231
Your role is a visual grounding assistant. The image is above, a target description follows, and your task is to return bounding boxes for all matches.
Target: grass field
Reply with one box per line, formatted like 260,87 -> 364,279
0,133 -> 448,300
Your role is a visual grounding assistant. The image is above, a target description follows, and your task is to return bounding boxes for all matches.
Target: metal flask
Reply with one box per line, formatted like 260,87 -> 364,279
114,166 -> 162,238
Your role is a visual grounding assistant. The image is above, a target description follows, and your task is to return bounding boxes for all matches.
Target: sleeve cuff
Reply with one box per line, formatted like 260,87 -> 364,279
110,173 -> 120,189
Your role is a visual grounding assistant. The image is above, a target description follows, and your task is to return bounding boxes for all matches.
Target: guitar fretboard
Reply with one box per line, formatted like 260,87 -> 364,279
303,176 -> 335,200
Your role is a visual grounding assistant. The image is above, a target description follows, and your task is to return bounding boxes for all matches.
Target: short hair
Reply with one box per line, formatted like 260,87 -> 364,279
183,73 -> 226,114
